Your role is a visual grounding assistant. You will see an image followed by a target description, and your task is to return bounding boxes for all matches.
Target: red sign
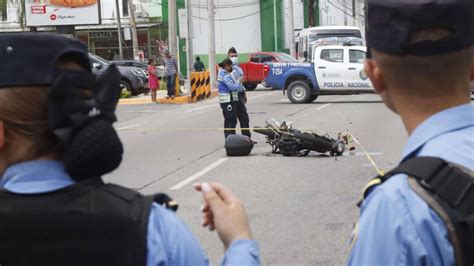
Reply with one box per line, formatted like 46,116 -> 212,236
50,14 -> 57,21
31,5 -> 46,14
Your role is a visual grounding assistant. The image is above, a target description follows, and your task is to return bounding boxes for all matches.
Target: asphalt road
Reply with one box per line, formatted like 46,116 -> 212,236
107,88 -> 409,265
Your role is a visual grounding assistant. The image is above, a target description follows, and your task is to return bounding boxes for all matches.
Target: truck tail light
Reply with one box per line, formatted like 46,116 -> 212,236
264,65 -> 270,78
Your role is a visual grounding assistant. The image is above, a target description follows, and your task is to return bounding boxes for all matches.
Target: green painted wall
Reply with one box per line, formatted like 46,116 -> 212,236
193,53 -> 250,70
260,0 -> 284,52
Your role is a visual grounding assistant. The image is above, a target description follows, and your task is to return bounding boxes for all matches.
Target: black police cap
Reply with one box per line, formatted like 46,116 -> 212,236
367,0 -> 473,56
0,33 -> 90,89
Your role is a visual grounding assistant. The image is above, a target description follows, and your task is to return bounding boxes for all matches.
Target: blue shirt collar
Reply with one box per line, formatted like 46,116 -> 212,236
402,104 -> 474,161
1,160 -> 75,194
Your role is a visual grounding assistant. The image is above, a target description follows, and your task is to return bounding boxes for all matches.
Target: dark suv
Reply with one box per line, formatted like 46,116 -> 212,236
89,54 -> 148,95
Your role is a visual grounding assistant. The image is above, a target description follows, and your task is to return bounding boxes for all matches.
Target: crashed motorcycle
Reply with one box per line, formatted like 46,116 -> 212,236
253,119 -> 346,157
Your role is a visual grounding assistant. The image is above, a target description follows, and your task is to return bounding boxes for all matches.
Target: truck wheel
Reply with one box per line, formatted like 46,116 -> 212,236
309,94 -> 319,102
288,81 -> 311,103
244,83 -> 257,91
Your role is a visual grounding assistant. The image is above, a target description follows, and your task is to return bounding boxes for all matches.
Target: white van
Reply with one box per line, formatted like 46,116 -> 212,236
297,26 -> 363,62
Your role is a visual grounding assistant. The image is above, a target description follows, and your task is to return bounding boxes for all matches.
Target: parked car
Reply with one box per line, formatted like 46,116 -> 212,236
89,54 -> 148,95
264,45 -> 374,103
239,52 -> 298,90
110,60 -> 165,79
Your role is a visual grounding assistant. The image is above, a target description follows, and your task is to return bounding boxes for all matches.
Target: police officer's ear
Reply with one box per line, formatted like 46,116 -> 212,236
470,55 -> 474,82
0,120 -> 5,151
364,59 -> 387,95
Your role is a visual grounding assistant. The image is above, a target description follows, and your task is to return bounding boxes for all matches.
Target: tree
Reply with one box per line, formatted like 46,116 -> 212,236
0,0 -> 26,29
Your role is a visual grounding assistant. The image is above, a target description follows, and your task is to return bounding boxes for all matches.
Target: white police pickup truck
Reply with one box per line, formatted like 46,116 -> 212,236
263,45 -> 374,103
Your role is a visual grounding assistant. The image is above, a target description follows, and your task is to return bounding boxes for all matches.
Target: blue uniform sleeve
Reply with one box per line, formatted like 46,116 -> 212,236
222,240 -> 260,266
346,188 -> 427,265
147,203 -> 261,266
223,74 -> 242,91
147,203 -> 209,266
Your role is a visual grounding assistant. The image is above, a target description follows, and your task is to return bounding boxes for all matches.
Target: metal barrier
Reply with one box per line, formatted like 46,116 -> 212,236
190,71 -> 212,103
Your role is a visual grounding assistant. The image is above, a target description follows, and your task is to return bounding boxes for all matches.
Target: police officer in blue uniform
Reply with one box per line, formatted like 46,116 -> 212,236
0,33 -> 260,266
218,58 -> 243,139
228,47 -> 252,138
346,0 -> 473,265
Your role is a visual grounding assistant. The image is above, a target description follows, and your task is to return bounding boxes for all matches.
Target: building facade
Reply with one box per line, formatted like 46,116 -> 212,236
0,0 -> 364,74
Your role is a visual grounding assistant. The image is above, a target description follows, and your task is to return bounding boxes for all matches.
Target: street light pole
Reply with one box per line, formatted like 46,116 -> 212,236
208,0 -> 216,90
185,0 -> 194,92
168,0 -> 178,56
115,0 -> 124,60
287,0 -> 295,57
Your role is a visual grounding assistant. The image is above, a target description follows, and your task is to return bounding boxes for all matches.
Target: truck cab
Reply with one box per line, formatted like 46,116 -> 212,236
263,45 -> 374,103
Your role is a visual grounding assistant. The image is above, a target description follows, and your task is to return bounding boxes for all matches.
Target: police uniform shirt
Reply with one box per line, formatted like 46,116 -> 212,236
0,160 -> 261,266
218,68 -> 243,94
347,104 -> 474,265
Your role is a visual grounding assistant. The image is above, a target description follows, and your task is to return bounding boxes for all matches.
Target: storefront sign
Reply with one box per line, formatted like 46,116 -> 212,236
89,31 -> 113,39
26,0 -> 101,26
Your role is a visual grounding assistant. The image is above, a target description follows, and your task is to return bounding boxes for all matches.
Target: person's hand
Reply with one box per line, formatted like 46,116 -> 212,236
193,182 -> 252,250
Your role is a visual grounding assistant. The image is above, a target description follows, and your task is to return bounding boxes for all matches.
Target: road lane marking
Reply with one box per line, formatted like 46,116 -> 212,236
117,124 -> 141,130
186,104 -> 218,113
316,103 -> 332,110
186,92 -> 275,113
170,158 -> 228,190
248,92 -> 275,100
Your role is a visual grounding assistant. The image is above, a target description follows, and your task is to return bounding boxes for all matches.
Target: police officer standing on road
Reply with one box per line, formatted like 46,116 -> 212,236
228,47 -> 252,139
346,0 -> 473,265
0,33 -> 260,266
218,58 -> 243,139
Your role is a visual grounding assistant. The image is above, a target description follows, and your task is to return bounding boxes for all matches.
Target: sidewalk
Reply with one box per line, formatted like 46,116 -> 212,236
119,88 -> 219,105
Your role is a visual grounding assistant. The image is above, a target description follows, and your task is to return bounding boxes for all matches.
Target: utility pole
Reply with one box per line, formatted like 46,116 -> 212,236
168,0 -> 178,56
128,0 -> 139,60
208,0 -> 216,90
287,0 -> 295,57
185,0 -> 194,92
115,0 -> 124,60
344,0 -> 348,26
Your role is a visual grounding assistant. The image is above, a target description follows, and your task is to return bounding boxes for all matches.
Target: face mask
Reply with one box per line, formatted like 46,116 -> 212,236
230,56 -> 238,65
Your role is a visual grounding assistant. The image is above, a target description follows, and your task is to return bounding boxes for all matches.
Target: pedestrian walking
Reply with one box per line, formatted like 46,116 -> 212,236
194,56 -> 206,72
0,33 -> 260,266
227,47 -> 252,139
346,0 -> 474,265
147,59 -> 159,103
164,51 -> 178,99
218,59 -> 242,139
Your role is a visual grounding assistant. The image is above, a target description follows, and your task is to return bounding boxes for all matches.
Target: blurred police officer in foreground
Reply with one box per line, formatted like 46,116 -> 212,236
218,58 -> 243,139
227,47 -> 252,139
346,0 -> 473,265
0,33 -> 260,266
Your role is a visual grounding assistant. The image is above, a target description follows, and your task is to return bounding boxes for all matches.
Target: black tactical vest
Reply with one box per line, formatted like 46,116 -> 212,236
360,157 -> 474,266
0,179 -> 177,266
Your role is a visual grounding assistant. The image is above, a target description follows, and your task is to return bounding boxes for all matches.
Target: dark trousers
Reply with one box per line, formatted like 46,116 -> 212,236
220,102 -> 237,139
166,74 -> 176,97
236,92 -> 251,137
